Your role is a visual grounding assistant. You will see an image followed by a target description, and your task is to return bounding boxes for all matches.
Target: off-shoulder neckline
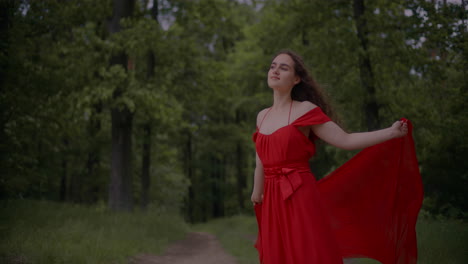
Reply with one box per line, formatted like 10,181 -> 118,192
257,107 -> 320,136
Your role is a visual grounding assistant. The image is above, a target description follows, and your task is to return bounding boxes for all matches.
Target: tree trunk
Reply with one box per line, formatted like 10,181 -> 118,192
353,0 -> 380,130
0,2 -> 12,171
140,123 -> 151,209
462,0 -> 467,93
236,143 -> 246,211
109,106 -> 134,211
139,52 -> 154,210
60,158 -> 67,201
185,130 -> 195,222
108,0 -> 135,211
235,111 -> 246,210
212,156 -> 225,218
463,0 -> 467,36
86,102 -> 102,203
139,1 -> 158,210
67,137 -> 81,202
59,138 -> 69,201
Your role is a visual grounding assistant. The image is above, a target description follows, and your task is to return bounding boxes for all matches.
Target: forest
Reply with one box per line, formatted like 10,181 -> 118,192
1,0 -> 467,225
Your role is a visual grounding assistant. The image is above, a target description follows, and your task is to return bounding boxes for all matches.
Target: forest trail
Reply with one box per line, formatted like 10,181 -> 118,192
129,232 -> 238,264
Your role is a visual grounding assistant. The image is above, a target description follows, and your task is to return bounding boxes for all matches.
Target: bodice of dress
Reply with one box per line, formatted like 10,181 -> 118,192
252,107 -> 331,168
254,126 -> 316,168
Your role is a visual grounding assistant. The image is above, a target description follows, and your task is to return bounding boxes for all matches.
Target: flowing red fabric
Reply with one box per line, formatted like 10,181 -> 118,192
252,107 -> 423,264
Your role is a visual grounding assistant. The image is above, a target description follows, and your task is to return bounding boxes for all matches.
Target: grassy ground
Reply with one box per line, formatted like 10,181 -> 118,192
416,216 -> 467,264
194,213 -> 468,264
2,200 -> 466,264
0,199 -> 189,264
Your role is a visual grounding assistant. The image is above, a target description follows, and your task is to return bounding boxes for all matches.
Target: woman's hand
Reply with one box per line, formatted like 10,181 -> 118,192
251,192 -> 263,205
390,120 -> 408,138
252,152 -> 265,205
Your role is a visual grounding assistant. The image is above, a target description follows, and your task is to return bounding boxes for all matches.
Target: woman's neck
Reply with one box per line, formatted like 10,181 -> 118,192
272,90 -> 292,110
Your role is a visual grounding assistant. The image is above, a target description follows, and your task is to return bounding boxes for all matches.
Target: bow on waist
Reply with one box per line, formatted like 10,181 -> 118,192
263,165 -> 310,201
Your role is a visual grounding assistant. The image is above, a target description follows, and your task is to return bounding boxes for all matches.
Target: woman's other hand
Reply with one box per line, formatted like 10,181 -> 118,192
251,192 -> 263,205
390,120 -> 408,138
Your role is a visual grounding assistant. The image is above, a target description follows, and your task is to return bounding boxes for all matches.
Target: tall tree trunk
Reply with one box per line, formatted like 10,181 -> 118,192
139,1 -> 158,210
353,0 -> 380,130
108,0 -> 135,211
86,102 -> 102,203
68,173 -> 81,202
59,138 -> 69,201
0,1 -> 13,175
67,137 -> 81,202
212,156 -> 225,218
140,123 -> 151,209
185,130 -> 195,222
109,106 -> 134,210
236,143 -> 246,211
463,0 -> 467,36
462,0 -> 467,93
235,111 -> 246,211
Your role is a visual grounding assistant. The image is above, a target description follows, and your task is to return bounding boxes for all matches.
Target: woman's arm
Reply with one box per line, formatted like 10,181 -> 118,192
251,152 -> 264,204
312,120 -> 408,150
250,109 -> 269,204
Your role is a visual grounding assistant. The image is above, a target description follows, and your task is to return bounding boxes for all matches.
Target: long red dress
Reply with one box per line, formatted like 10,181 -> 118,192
252,107 -> 423,264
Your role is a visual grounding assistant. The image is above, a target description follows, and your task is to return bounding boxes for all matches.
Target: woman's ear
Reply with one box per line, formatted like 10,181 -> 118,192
294,76 -> 301,85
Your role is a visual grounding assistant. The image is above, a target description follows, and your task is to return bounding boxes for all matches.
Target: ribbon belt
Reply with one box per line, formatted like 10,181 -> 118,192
264,165 -> 310,200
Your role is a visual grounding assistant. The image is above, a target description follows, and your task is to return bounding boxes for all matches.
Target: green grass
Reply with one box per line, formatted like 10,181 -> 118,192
416,216 -> 467,264
194,214 -> 468,264
0,199 -> 189,264
2,200 -> 466,264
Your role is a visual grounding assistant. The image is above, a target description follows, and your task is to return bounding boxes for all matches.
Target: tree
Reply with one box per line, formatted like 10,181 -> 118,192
353,0 -> 380,130
107,0 -> 135,211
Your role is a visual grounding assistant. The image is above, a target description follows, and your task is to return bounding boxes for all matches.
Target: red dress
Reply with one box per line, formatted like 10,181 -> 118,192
252,107 -> 423,264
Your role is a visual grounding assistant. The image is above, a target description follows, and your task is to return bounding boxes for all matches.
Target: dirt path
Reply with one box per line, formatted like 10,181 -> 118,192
129,232 -> 238,264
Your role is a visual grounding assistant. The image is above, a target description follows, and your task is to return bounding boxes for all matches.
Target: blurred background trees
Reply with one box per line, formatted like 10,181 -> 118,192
1,0 -> 466,221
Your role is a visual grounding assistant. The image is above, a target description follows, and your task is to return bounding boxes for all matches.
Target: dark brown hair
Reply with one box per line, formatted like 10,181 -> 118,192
274,50 -> 336,121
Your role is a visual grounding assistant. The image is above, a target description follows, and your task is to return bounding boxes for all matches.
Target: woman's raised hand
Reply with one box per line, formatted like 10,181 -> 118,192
390,120 -> 408,138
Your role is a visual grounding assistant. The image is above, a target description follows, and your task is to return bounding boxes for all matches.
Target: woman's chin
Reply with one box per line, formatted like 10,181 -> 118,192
268,82 -> 283,90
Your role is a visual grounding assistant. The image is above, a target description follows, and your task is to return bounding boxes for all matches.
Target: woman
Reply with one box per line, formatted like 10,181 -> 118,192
251,50 -> 423,264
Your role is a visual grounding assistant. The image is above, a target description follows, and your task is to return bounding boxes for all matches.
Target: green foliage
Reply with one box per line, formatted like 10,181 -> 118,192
1,0 -> 187,208
0,199 -> 188,264
1,0 -> 466,222
1,0 -> 112,201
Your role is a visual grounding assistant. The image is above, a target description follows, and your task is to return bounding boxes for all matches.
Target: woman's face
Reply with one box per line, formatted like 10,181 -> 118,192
267,53 -> 300,91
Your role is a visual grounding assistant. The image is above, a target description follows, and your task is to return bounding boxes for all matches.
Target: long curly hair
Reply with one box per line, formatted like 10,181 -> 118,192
274,50 -> 336,121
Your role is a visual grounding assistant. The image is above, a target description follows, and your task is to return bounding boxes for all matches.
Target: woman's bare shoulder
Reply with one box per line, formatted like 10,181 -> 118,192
285,101 -> 317,124
256,108 -> 271,127
292,101 -> 317,119
297,101 -> 317,110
